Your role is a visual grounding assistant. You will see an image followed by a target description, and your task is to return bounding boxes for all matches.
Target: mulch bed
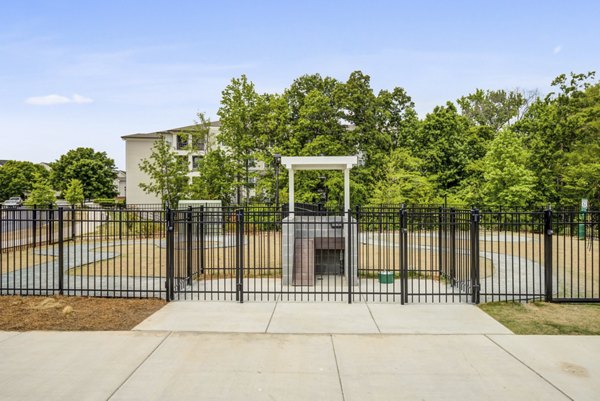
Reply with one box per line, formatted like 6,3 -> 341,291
0,296 -> 166,331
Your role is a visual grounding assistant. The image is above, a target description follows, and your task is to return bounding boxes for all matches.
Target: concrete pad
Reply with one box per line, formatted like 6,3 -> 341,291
111,332 -> 343,401
0,331 -> 168,401
368,304 -> 513,334
0,331 -> 20,343
333,334 -> 569,401
490,335 -> 600,401
268,302 -> 379,334
134,301 -> 276,332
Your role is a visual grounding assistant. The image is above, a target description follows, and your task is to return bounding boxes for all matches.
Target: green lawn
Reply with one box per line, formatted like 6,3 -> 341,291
479,302 -> 600,335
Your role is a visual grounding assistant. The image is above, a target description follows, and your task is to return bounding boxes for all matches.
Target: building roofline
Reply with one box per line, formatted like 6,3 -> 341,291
121,121 -> 221,140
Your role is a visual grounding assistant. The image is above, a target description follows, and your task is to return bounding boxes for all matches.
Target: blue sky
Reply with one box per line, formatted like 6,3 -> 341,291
1,0 -> 598,169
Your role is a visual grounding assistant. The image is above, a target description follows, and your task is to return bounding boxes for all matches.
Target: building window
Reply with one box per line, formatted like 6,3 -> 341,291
192,137 -> 205,151
177,134 -> 188,150
192,156 -> 203,171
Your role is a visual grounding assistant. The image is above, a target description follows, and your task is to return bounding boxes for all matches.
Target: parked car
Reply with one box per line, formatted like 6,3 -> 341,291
2,197 -> 23,207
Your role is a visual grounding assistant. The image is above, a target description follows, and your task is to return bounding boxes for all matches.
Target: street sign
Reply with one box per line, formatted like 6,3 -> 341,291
581,198 -> 588,211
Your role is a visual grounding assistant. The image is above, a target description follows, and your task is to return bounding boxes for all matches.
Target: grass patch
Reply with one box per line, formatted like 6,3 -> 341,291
479,301 -> 600,335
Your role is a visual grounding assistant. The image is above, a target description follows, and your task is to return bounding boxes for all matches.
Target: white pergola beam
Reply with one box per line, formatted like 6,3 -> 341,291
282,156 -> 358,214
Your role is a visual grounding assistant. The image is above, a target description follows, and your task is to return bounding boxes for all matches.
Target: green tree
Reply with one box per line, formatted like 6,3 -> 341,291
457,89 -> 527,132
181,112 -> 213,152
0,161 -> 48,201
480,129 -> 537,207
63,179 -> 85,206
414,102 -> 471,192
24,175 -> 56,206
139,136 -> 190,207
188,149 -> 236,204
561,143 -> 600,207
251,93 -> 291,203
217,75 -> 260,203
375,86 -> 419,149
50,148 -> 117,199
368,148 -> 437,206
559,81 -> 600,206
515,72 -> 598,204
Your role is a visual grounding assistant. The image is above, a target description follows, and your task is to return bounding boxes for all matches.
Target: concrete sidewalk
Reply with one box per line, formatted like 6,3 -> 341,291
1,303 -> 598,400
0,330 -> 598,401
133,302 -> 512,334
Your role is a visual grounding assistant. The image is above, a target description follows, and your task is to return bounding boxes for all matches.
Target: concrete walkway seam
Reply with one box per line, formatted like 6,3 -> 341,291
106,331 -> 173,401
484,334 -> 575,401
264,300 -> 278,333
330,334 -> 346,401
0,331 -> 22,345
365,303 -> 382,333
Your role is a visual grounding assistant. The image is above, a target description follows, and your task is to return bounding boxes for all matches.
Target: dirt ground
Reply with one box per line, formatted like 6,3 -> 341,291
0,296 -> 166,331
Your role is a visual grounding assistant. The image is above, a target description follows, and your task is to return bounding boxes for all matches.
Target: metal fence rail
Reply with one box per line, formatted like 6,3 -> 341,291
1,204 -> 599,304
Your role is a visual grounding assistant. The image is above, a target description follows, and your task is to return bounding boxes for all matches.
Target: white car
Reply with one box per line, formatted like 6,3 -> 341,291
3,197 -> 23,207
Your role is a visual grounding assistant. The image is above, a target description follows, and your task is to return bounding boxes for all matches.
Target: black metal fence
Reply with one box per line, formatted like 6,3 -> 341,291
1,204 -> 598,304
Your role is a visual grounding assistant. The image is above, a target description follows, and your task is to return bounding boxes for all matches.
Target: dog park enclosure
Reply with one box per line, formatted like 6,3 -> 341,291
1,203 -> 599,304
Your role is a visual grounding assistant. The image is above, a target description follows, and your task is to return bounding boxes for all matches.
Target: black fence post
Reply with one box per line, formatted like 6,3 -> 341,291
400,205 -> 408,305
32,205 -> 37,248
186,206 -> 193,286
165,207 -> 175,301
236,209 -> 244,303
544,208 -> 554,302
450,207 -> 456,286
71,205 -> 76,239
199,206 -> 205,274
58,207 -> 64,296
355,205 -> 361,295
470,208 -> 480,304
438,206 -> 443,275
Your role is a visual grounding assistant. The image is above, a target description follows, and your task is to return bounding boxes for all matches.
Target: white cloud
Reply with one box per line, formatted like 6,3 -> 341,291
26,93 -> 93,106
553,45 -> 562,54
72,93 -> 93,104
26,94 -> 71,105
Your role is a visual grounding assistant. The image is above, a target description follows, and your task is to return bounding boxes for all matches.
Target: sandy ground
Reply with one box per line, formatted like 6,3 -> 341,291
2,230 -> 598,298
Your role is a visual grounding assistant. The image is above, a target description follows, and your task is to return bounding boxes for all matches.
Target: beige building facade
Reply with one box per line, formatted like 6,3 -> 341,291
121,122 -> 221,205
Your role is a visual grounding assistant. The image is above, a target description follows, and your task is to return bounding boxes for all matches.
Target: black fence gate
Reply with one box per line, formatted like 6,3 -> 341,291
167,206 -> 484,303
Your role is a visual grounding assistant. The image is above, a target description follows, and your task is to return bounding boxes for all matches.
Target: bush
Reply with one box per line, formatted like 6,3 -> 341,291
94,198 -> 116,207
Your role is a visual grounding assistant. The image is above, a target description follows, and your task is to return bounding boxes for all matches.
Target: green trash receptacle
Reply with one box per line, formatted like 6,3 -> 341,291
379,271 -> 394,284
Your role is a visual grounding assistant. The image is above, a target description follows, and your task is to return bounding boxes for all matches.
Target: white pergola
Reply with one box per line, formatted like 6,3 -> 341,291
281,156 -> 359,213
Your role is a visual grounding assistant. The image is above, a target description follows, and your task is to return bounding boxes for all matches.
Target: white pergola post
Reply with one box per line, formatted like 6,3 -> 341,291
288,167 -> 295,214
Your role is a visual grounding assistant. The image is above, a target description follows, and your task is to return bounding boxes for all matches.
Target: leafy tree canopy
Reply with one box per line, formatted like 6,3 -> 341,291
139,136 -> 190,208
188,149 -> 236,205
457,89 -> 527,131
50,147 -> 117,199
63,179 -> 85,206
24,175 -> 56,206
368,148 -> 437,206
0,161 -> 48,201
